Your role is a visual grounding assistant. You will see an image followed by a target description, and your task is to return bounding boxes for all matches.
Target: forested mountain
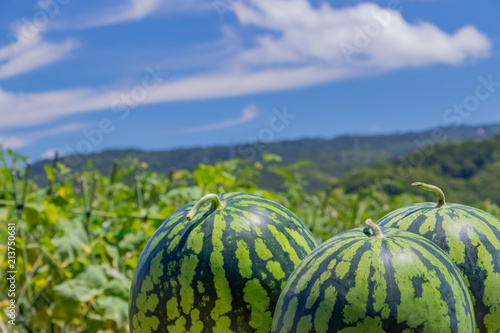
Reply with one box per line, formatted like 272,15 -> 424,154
31,124 -> 500,190
339,132 -> 500,206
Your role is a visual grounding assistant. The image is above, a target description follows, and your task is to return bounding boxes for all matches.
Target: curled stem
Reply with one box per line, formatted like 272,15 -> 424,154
187,194 -> 221,220
412,182 -> 446,207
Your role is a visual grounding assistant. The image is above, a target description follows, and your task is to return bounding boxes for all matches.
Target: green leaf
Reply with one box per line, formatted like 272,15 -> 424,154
53,280 -> 101,303
74,264 -> 108,289
24,206 -> 41,226
43,203 -> 59,224
105,242 -> 120,266
44,165 -> 56,181
104,279 -> 130,299
56,162 -> 71,176
52,279 -> 101,320
51,193 -> 70,207
262,152 -> 282,163
118,230 -> 147,252
52,219 -> 88,261
95,296 -> 129,329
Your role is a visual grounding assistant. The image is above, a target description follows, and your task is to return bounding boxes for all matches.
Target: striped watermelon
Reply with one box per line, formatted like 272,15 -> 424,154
129,192 -> 318,333
272,219 -> 475,333
377,182 -> 500,332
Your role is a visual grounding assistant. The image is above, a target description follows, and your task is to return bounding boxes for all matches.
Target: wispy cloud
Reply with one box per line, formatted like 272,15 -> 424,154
0,27 -> 78,80
76,0 -> 161,28
0,1 -> 491,130
52,0 -> 210,29
0,123 -> 89,150
0,136 -> 30,151
171,104 -> 259,134
0,65 -> 360,130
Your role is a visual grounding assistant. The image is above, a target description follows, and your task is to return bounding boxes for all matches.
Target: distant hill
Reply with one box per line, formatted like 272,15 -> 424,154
339,132 -> 500,206
31,124 -> 500,190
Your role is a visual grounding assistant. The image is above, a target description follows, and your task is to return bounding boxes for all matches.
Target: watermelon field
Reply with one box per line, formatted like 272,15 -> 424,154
1,146 -> 500,332
2,0 -> 500,331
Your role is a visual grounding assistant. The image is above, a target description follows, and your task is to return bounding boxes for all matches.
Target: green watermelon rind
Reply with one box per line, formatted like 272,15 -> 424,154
272,226 -> 475,333
377,202 -> 500,332
129,192 -> 318,333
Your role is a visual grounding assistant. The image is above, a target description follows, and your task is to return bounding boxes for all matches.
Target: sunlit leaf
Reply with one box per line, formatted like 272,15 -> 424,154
52,219 -> 88,261
44,165 -> 56,181
95,296 -> 129,329
74,264 -> 108,289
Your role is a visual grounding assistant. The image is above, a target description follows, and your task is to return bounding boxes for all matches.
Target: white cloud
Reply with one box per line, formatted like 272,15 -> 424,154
40,148 -> 65,160
0,65 -> 360,130
53,0 -> 210,29
0,87 -> 116,128
81,0 -> 161,27
0,26 -> 78,80
0,1 -> 492,130
0,136 -> 30,150
0,123 -> 88,149
233,1 -> 491,69
170,104 -> 259,134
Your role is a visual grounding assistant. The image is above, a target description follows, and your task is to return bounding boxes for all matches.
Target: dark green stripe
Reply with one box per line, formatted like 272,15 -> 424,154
273,228 -> 475,333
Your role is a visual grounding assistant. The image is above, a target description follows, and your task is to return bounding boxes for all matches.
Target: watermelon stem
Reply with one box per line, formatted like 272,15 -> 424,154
187,194 -> 222,220
411,182 -> 446,207
366,219 -> 384,238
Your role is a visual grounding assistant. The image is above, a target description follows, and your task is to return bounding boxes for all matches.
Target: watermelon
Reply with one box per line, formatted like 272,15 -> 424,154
377,182 -> 500,332
272,219 -> 475,333
129,192 -> 318,333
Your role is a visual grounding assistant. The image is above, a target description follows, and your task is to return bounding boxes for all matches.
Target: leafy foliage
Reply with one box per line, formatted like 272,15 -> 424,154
0,134 -> 499,331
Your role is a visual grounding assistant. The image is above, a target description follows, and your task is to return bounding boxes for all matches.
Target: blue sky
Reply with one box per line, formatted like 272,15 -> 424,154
0,0 -> 499,160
